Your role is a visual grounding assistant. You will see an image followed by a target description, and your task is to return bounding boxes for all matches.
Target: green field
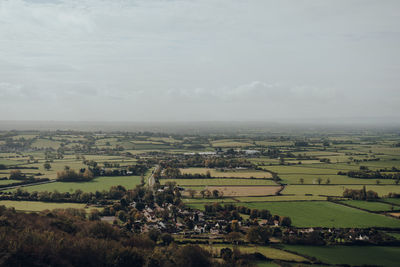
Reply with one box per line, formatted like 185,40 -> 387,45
0,200 -> 91,212
31,139 -> 61,149
203,244 -> 308,262
282,185 -> 400,197
340,200 -> 398,212
386,232 -> 400,240
182,198 -> 236,204
0,179 -> 22,185
263,165 -> 340,175
233,195 -> 327,202
11,176 -> 142,193
232,201 -> 400,228
284,245 -> 400,267
278,173 -> 397,185
256,262 -> 280,267
382,198 -> 400,206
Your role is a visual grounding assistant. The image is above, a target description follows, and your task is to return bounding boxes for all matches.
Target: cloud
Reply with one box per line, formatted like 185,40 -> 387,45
0,0 -> 399,121
163,81 -> 339,105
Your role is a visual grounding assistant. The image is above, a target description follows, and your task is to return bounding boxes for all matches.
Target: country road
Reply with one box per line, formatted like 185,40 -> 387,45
148,165 -> 159,188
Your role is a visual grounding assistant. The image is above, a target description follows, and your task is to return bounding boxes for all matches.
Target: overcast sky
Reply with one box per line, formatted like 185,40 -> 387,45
0,0 -> 399,122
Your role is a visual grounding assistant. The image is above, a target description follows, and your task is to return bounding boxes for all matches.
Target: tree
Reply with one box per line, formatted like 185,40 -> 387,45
395,178 -> 400,185
259,209 -> 271,220
173,245 -> 212,267
280,216 -> 292,227
117,210 -> 127,222
231,220 -> 240,232
250,209 -> 259,219
246,226 -> 270,244
43,163 -> 51,171
299,178 -> 304,184
317,177 -> 322,185
148,229 -> 160,243
225,232 -> 242,244
212,189 -> 220,198
83,169 -> 94,180
89,210 -> 101,221
9,170 -> 24,180
220,248 -> 233,262
376,180 -> 381,185
202,189 -> 211,198
326,178 -> 331,185
161,233 -> 174,245
164,167 -> 181,178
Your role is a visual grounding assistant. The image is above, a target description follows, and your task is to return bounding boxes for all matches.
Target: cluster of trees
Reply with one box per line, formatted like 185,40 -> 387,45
56,162 -> 149,182
0,137 -> 34,152
57,167 -> 94,182
163,167 -> 212,179
282,229 -> 326,245
245,226 -> 271,244
294,141 -> 309,147
203,203 -> 291,227
387,192 -> 400,198
338,170 -> 400,180
282,228 -> 397,246
103,162 -> 121,168
298,177 -> 331,185
343,186 -> 379,200
9,169 -> 27,180
1,185 -> 129,204
198,189 -> 223,199
161,156 -> 255,169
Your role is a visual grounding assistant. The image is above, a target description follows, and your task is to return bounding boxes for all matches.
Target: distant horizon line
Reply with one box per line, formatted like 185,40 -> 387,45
1,117 -> 400,124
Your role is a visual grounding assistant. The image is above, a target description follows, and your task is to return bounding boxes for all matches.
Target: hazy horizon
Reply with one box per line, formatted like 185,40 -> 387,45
1,0 -> 399,121
1,119 -> 400,133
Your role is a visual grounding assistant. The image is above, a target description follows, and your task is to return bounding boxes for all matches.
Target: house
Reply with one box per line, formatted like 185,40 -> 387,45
194,225 -> 205,233
258,219 -> 268,226
356,235 -> 369,241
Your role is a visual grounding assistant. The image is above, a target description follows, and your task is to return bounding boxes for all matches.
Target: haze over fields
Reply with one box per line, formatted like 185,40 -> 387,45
0,0 -> 399,122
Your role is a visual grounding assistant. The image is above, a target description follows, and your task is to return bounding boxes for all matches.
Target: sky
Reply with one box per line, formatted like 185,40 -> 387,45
0,0 -> 399,122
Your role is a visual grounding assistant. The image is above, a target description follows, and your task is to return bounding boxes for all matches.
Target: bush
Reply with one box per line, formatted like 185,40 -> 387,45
161,233 -> 174,245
